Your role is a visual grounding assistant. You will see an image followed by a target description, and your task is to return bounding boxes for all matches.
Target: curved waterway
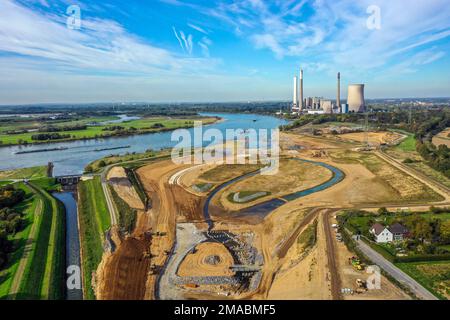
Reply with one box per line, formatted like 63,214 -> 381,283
203,159 -> 345,230
0,113 -> 287,176
53,192 -> 83,300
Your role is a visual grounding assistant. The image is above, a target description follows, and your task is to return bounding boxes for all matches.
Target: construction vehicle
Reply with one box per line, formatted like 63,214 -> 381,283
185,283 -> 199,289
355,279 -> 368,294
349,256 -> 365,271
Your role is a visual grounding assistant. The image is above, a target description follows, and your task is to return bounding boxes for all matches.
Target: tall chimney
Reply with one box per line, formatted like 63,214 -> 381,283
293,76 -> 298,111
300,69 -> 304,112
337,72 -> 341,113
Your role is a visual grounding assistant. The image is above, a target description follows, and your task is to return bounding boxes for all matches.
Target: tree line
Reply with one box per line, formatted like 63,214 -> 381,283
0,185 -> 26,267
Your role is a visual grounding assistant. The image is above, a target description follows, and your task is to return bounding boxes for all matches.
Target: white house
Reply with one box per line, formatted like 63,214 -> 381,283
370,223 -> 393,243
370,223 -> 409,243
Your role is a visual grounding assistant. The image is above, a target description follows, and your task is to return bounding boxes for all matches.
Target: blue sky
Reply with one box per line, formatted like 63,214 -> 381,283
0,0 -> 449,104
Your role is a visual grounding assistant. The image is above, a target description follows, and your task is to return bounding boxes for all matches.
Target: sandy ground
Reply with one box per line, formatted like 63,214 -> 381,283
268,216 -> 332,300
178,242 -> 235,277
432,128 -> 450,148
338,131 -> 403,146
107,166 -> 145,210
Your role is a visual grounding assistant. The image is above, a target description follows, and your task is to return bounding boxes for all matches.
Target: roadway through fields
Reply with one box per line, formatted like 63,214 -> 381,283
322,209 -> 342,300
355,240 -> 438,300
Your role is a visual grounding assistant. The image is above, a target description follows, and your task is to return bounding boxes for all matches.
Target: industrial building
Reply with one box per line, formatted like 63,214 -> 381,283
291,68 -> 366,115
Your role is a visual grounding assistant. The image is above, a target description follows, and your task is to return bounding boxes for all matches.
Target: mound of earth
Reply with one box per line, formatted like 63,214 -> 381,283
177,242 -> 236,277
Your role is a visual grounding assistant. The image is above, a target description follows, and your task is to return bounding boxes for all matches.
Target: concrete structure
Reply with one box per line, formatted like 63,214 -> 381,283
342,103 -> 349,114
337,72 -> 341,113
322,100 -> 333,114
299,69 -> 304,111
293,76 -> 299,110
56,175 -> 82,186
307,110 -> 325,115
347,84 -> 366,113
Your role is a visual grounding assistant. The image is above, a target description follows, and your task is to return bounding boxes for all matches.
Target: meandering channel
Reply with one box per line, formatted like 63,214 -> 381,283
203,159 -> 345,230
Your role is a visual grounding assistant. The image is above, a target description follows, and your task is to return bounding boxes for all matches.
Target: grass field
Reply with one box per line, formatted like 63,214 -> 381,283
15,182 -> 65,300
0,183 -> 38,299
0,116 -> 217,146
397,261 -> 450,300
395,133 -> 416,152
0,166 -> 47,180
78,177 -> 111,300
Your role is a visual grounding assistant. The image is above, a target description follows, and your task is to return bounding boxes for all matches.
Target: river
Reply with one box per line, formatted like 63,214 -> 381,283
53,192 -> 83,300
0,113 -> 288,176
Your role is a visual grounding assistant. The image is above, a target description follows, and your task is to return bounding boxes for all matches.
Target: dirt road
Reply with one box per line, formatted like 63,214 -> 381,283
8,196 -> 42,298
322,209 -> 342,300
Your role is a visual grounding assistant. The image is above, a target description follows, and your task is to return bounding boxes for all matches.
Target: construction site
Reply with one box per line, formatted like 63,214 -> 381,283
91,125 -> 449,301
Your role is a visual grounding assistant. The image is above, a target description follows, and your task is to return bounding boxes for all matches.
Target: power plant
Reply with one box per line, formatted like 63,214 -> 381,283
347,84 -> 366,113
290,69 -> 366,115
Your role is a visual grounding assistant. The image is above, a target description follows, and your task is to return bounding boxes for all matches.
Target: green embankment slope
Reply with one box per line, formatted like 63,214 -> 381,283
78,177 -> 111,300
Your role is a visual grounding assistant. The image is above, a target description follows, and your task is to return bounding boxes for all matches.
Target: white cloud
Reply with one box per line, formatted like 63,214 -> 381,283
0,0 -> 217,77
170,0 -> 450,75
188,23 -> 208,34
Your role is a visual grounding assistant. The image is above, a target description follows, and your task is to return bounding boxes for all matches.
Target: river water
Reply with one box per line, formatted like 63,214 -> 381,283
53,192 -> 83,300
0,113 -> 288,176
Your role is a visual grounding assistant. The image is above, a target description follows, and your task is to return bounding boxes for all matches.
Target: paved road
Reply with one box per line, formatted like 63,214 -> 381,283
355,239 -> 438,300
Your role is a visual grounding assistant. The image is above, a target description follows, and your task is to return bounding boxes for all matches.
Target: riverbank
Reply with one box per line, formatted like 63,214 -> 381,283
0,116 -> 220,148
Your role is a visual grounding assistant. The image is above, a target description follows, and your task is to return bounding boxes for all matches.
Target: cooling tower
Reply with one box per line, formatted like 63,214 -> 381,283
347,84 -> 365,113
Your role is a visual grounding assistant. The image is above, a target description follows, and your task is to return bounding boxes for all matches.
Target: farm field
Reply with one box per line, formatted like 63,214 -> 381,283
432,128 -> 450,148
397,261 -> 450,300
0,116 -> 218,146
0,166 -> 47,180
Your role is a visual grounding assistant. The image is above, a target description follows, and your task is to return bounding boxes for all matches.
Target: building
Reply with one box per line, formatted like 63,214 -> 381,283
342,103 -> 349,114
370,223 -> 409,243
299,69 -> 304,111
370,223 -> 393,243
347,84 -> 366,113
322,100 -> 333,114
337,72 -> 341,113
389,223 -> 410,241
292,76 -> 299,112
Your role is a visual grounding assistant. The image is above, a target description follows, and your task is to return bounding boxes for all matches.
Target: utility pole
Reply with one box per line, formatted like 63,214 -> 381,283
364,111 -> 370,148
